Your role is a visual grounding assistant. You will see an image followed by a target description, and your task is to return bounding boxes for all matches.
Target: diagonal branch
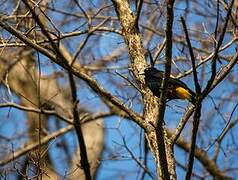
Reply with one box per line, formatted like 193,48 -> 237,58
0,19 -> 146,130
0,125 -> 74,166
210,50 -> 238,93
0,111 -> 111,167
180,17 -> 203,179
203,0 -> 235,97
22,0 -> 64,60
174,134 -> 232,180
0,103 -> 231,179
0,102 -> 72,124
180,17 -> 201,94
171,105 -> 195,143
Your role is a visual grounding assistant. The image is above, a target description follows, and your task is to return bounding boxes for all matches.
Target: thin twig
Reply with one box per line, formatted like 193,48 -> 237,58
185,1 -> 234,178
203,0 -> 235,97
153,38 -> 166,66
171,105 -> 195,143
0,20 -> 146,129
135,0 -> 143,29
206,101 -> 238,151
115,71 -> 142,94
71,17 -> 110,66
22,0 -> 64,60
0,102 -> 72,124
0,125 -> 74,166
121,136 -> 155,180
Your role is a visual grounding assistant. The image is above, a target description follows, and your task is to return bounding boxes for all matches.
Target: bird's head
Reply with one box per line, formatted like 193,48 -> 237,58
143,67 -> 163,76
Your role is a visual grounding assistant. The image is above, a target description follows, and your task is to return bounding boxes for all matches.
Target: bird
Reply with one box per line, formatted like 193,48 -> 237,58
143,67 -> 195,104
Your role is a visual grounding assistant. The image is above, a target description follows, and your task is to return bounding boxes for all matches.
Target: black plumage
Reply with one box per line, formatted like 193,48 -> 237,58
144,67 -> 195,104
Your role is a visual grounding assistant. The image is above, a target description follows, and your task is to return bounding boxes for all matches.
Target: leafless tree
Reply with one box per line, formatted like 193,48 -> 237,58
0,0 -> 238,179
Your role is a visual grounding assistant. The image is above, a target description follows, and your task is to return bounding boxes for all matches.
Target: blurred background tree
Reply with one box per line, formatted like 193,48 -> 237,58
0,0 -> 238,179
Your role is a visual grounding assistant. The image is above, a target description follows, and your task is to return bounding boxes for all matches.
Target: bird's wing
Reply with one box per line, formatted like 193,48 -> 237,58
169,77 -> 195,95
150,71 -> 176,79
169,77 -> 189,89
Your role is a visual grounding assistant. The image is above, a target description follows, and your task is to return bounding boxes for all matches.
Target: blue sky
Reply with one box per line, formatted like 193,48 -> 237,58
1,0 -> 238,179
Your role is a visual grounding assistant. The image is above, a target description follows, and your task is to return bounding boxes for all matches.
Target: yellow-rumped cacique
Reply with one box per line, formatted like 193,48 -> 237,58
143,67 -> 195,104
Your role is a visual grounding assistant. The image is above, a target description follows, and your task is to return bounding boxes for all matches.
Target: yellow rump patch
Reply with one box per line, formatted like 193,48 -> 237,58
170,74 -> 175,78
175,87 -> 192,100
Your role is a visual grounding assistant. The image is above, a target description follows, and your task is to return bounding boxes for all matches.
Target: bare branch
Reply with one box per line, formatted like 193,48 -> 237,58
0,125 -> 74,166
68,70 -> 91,179
171,105 -> 194,143
203,0 -> 235,97
180,17 -> 201,94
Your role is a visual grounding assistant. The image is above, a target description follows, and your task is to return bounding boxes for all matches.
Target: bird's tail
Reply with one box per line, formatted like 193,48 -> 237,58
174,87 -> 195,104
